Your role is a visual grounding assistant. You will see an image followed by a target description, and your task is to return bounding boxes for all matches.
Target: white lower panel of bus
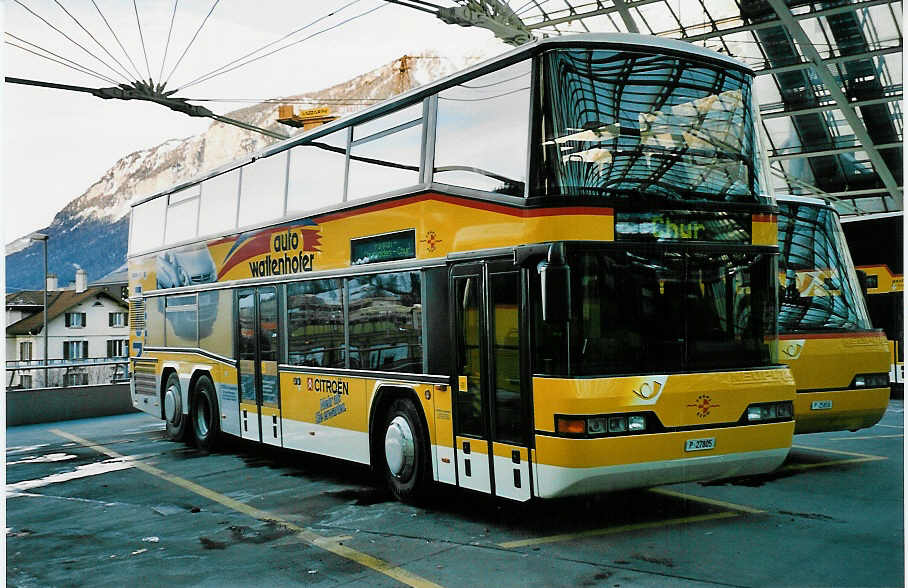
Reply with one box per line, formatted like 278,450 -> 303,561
240,405 -> 260,442
492,451 -> 531,502
282,419 -> 369,464
534,448 -> 790,499
432,445 -> 456,485
456,439 -> 491,493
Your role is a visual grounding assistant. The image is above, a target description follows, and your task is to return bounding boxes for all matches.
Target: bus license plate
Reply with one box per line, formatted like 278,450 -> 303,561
811,400 -> 833,410
685,437 -> 715,452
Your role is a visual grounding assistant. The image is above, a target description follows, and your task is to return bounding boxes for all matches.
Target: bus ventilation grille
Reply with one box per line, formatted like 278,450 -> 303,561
130,299 -> 146,331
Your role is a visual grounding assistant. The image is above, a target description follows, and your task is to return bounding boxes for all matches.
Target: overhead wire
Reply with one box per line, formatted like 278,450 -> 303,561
4,38 -> 119,85
382,0 -> 437,14
52,0 -> 134,83
162,0 -> 220,87
175,0 -> 365,93
158,0 -> 179,83
174,2 -> 388,93
132,0 -> 152,81
13,0 -> 129,84
90,0 -> 143,81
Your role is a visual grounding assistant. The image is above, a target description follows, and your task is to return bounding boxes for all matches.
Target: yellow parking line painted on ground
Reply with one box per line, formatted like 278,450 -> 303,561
827,434 -> 904,441
649,487 -> 766,514
497,512 -> 737,549
50,429 -> 442,588
792,444 -> 888,459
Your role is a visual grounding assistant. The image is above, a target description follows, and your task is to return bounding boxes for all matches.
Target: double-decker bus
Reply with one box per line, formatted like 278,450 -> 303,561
840,211 -> 904,395
776,196 -> 890,434
128,33 -> 795,501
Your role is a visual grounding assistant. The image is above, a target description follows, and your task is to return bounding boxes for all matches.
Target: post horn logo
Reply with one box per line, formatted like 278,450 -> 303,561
633,380 -> 663,400
688,394 -> 719,418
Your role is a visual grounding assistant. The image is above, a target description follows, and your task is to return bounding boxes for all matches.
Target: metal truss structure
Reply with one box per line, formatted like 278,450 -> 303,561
429,0 -> 903,216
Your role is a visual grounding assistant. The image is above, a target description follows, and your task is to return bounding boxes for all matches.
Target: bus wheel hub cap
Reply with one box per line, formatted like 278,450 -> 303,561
384,416 -> 414,479
164,385 -> 180,423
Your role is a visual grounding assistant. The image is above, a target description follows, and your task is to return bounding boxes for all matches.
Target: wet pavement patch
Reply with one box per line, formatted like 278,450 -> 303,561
326,487 -> 393,506
778,510 -> 839,522
199,537 -> 227,550
631,553 -> 674,568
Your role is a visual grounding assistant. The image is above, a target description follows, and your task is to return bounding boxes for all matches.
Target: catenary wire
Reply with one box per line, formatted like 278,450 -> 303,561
13,0 -> 129,84
52,0 -> 134,83
5,32 -> 121,84
5,40 -> 119,85
158,0 -> 179,83
175,0 -> 365,93
174,2 -> 388,92
132,0 -> 152,80
90,0 -> 144,81
162,0 -> 220,86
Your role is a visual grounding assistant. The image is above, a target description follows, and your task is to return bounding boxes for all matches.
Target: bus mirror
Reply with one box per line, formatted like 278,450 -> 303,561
538,243 -> 571,323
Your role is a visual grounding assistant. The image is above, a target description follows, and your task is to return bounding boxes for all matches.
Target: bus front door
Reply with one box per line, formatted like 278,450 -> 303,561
452,262 -> 531,501
236,286 -> 283,447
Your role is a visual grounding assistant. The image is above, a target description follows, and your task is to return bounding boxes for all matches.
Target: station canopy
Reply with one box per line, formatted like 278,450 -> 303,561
435,0 -> 902,217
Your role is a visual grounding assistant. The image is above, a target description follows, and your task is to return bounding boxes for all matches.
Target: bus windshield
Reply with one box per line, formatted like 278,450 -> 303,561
536,49 -> 769,205
778,202 -> 873,331
532,245 -> 777,376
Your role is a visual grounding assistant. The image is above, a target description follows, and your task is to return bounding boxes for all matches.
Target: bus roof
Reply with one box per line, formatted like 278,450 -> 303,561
130,33 -> 752,209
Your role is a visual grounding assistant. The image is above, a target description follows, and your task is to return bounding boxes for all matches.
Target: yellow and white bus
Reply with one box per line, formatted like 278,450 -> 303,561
128,33 -> 795,501
840,211 -> 904,396
776,196 -> 890,434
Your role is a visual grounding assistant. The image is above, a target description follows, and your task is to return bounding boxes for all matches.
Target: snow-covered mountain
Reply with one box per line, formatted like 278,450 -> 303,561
5,52 -> 483,292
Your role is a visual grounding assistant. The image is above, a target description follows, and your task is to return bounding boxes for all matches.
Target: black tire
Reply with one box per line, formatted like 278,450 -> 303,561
380,397 -> 430,502
162,371 -> 188,442
191,375 -> 220,451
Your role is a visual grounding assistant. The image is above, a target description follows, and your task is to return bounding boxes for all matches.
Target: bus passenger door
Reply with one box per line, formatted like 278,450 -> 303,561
236,286 -> 283,447
452,262 -> 531,501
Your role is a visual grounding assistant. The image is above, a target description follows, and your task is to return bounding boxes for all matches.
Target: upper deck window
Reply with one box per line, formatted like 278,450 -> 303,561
347,104 -> 423,200
287,129 -> 347,214
434,60 -> 530,196
239,152 -> 288,228
535,49 -> 769,205
198,168 -> 240,237
778,202 -> 873,331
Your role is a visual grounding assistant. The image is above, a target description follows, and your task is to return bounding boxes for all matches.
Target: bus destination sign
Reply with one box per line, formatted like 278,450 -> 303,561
351,229 -> 416,265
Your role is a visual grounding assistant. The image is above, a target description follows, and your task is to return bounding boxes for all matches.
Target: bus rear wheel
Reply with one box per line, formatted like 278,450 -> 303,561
381,398 -> 429,502
163,372 -> 187,442
191,375 -> 220,451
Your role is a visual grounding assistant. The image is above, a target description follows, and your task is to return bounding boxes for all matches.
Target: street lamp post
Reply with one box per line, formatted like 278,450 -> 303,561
30,233 -> 48,386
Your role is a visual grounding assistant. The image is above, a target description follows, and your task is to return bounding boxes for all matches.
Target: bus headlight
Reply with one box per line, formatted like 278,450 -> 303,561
587,417 -> 607,434
628,415 -> 646,431
559,413 -> 651,437
852,373 -> 889,388
745,401 -> 793,422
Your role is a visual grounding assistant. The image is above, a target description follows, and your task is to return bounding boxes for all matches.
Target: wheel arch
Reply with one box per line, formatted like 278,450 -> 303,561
368,384 -> 430,471
159,366 -> 178,421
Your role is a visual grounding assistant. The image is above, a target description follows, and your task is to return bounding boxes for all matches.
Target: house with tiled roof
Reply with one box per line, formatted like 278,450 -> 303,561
6,269 -> 129,388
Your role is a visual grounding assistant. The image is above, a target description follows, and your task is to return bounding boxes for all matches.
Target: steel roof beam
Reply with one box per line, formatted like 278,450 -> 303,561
761,93 -> 903,119
770,141 -> 903,161
755,45 -> 903,76
611,0 -> 640,34
765,0 -> 901,209
524,0 -> 663,30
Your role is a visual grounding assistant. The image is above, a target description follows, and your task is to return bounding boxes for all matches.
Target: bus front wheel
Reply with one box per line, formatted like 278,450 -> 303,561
163,372 -> 187,442
191,375 -> 220,451
381,398 -> 429,502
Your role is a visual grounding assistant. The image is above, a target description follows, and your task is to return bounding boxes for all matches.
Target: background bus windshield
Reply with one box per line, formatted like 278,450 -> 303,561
536,49 -> 768,204
778,202 -> 872,331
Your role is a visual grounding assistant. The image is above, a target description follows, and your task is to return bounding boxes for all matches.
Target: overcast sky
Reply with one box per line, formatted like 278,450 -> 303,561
2,0 -> 505,243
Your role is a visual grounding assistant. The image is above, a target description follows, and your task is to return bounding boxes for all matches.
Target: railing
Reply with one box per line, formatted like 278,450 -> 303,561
5,357 -> 131,389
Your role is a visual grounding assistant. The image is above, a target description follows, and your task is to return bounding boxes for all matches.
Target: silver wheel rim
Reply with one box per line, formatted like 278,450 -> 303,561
164,383 -> 181,424
384,415 -> 415,480
196,396 -> 210,438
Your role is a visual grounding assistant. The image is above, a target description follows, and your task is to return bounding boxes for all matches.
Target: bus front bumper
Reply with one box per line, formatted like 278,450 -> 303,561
533,421 -> 793,499
793,387 -> 889,434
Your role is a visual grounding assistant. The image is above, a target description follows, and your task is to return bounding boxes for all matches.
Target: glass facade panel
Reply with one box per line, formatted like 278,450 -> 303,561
434,60 -> 530,195
198,169 -> 240,237
287,279 -> 345,368
354,103 -> 422,141
348,272 -> 422,373
536,49 -> 768,205
237,289 -> 256,403
347,124 -> 421,200
778,201 -> 873,331
239,153 -> 288,227
130,197 -> 167,253
533,245 -> 775,376
198,290 -> 234,357
286,130 -> 348,214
